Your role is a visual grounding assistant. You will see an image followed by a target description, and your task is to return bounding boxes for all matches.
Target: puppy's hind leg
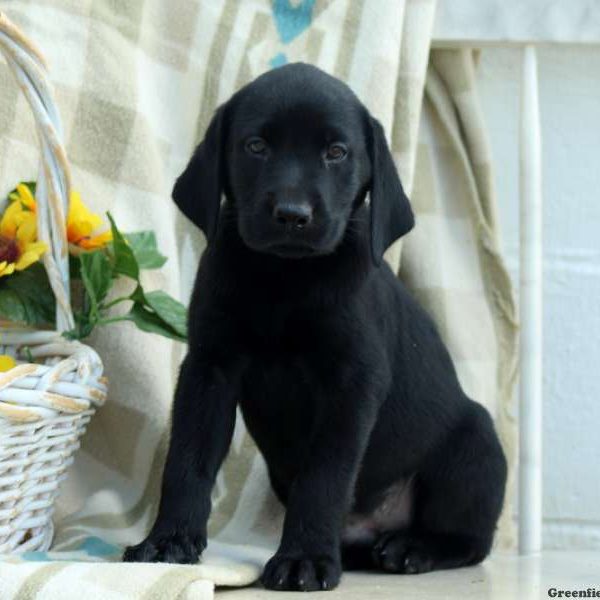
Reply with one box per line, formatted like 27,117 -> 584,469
372,403 -> 507,574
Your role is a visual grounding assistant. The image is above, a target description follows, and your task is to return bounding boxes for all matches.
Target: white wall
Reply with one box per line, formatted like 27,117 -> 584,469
476,46 -> 600,549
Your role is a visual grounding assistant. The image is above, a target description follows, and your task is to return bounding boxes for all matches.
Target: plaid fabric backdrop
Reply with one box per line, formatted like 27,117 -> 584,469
0,1 -> 517,598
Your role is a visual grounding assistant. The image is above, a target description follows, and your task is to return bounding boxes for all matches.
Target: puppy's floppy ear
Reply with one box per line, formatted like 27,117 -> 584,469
172,105 -> 228,240
367,117 -> 415,265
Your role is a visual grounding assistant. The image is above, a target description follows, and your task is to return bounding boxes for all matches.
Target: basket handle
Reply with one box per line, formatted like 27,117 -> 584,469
0,11 -> 74,332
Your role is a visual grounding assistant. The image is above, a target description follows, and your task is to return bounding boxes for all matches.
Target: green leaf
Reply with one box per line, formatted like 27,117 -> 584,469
143,290 -> 187,337
127,303 -> 186,342
79,250 -> 112,313
127,285 -> 188,340
0,263 -> 55,326
23,346 -> 34,363
64,312 -> 95,340
130,285 -> 145,304
22,181 -> 36,195
125,231 -> 167,270
107,213 -> 139,279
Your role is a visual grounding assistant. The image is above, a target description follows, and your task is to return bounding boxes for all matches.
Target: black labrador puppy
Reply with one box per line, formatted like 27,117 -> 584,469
124,63 -> 507,592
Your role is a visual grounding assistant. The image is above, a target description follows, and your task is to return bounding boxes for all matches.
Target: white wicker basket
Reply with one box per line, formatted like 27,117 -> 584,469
0,12 -> 106,554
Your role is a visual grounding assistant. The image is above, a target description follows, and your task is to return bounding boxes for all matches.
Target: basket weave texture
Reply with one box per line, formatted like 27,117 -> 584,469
0,12 -> 106,554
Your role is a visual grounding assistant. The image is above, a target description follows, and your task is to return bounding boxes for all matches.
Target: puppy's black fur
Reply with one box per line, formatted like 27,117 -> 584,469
124,64 -> 507,591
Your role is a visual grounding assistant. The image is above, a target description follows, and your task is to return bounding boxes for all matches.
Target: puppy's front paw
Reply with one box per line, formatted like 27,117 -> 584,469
261,553 -> 341,591
123,532 -> 205,564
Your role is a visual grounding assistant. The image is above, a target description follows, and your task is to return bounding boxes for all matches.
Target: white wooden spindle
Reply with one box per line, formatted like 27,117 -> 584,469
518,45 -> 543,555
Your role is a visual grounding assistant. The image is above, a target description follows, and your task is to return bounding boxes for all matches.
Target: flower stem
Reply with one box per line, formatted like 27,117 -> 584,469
101,295 -> 131,310
98,316 -> 131,326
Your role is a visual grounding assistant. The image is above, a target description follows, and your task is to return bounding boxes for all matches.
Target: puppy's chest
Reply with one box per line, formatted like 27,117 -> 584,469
239,354 -> 320,467
235,303 -> 338,426
240,302 -> 322,354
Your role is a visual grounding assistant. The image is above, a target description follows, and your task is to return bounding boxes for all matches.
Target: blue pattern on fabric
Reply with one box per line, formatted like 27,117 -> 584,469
270,52 -> 288,68
272,0 -> 316,44
21,550 -> 50,562
20,536 -> 120,562
78,536 -> 120,557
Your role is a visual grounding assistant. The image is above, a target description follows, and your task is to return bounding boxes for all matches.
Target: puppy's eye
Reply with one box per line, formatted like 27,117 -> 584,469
246,137 -> 267,155
325,143 -> 347,162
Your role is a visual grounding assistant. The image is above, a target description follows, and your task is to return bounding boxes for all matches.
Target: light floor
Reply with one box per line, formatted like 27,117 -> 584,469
220,551 -> 600,599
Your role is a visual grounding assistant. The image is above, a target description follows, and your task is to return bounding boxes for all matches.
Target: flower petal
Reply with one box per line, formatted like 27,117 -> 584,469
68,191 -> 103,237
79,230 -> 113,249
26,241 -> 48,255
0,355 -> 17,372
0,262 -> 16,277
16,183 -> 36,211
0,199 -> 24,238
67,221 -> 94,244
15,212 -> 37,245
69,191 -> 98,226
14,241 -> 46,271
15,251 -> 41,271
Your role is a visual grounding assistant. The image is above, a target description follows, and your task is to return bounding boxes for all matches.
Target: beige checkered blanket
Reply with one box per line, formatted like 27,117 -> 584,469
0,1 -> 517,598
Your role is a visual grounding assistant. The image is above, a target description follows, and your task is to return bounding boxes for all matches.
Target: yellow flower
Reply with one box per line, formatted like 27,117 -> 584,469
9,183 -> 37,212
1,183 -> 110,268
0,198 -> 47,277
0,355 -> 17,372
67,191 -> 112,250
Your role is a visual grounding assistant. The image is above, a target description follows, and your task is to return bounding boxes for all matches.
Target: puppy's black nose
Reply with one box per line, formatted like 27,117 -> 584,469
272,202 -> 313,229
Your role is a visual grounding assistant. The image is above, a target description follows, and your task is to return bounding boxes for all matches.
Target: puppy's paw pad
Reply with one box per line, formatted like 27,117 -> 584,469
372,532 -> 407,571
402,550 -> 434,574
123,533 -> 204,564
261,554 -> 341,591
123,540 -> 159,563
372,533 -> 433,574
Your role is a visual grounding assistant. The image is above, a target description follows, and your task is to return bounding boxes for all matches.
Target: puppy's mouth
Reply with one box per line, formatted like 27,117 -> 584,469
266,243 -> 318,259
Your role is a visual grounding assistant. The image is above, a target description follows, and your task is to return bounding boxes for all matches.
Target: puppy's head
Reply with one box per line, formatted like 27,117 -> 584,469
173,63 -> 413,264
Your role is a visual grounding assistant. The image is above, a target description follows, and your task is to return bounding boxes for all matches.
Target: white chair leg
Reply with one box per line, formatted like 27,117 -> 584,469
518,44 -> 543,555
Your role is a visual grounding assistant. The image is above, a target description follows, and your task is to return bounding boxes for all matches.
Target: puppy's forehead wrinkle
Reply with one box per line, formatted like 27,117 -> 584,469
243,62 -> 358,105
237,90 -> 357,117
232,65 -> 363,140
